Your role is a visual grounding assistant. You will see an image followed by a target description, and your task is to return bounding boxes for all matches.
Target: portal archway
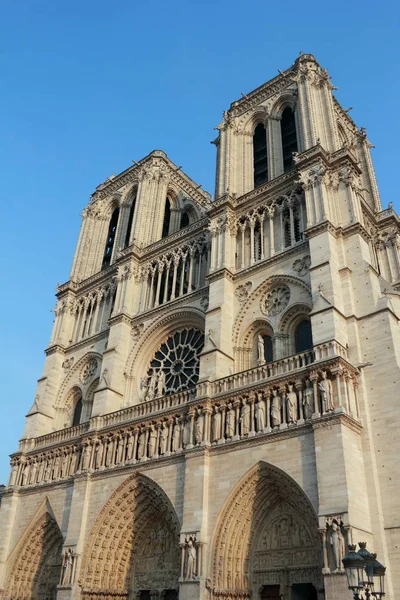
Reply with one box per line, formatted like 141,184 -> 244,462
79,473 -> 180,599
5,512 -> 63,600
210,462 -> 323,600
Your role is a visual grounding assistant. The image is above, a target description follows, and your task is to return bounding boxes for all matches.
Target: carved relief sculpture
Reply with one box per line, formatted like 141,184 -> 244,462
240,397 -> 251,436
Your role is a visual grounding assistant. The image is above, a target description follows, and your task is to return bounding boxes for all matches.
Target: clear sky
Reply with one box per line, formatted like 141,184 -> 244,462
1,0 -> 399,484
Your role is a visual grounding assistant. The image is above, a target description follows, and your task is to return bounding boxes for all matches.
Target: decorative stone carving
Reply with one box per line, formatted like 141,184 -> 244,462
261,285 -> 291,316
62,357 -> 74,370
235,282 -> 252,303
200,296 -> 209,311
293,255 -> 311,277
226,403 -> 235,438
131,323 -> 144,342
80,358 -> 98,385
148,424 -> 157,458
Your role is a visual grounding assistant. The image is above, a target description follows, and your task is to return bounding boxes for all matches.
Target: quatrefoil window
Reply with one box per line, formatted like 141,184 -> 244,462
148,328 -> 204,394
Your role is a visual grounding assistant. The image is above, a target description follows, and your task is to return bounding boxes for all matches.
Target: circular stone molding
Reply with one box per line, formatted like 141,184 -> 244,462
261,285 -> 291,316
80,358 -> 98,385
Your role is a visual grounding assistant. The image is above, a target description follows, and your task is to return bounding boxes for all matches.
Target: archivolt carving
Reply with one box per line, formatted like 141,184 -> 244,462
210,462 -> 321,595
79,473 -> 180,597
232,275 -> 312,347
5,511 -> 63,600
277,302 -> 312,335
54,352 -> 103,410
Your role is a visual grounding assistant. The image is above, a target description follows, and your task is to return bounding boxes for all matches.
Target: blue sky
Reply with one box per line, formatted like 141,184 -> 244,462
1,0 -> 399,483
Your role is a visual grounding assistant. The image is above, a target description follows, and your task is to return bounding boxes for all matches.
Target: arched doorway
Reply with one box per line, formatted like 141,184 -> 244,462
210,462 -> 323,600
79,473 -> 180,600
5,512 -> 63,600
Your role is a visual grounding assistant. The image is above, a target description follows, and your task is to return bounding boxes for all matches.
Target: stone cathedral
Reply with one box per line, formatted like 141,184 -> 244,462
1,53 -> 400,600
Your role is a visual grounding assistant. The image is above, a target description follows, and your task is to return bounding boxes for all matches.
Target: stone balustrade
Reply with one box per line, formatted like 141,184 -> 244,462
9,353 -> 359,490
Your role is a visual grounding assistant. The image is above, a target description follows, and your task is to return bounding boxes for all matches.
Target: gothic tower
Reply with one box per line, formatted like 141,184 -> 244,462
1,54 -> 399,600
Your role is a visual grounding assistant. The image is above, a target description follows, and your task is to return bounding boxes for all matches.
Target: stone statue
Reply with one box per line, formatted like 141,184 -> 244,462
255,394 -> 266,431
303,379 -> 314,419
147,370 -> 157,402
140,376 -> 149,402
116,435 -> 124,464
95,441 -> 103,469
148,424 -> 157,457
257,334 -> 265,364
21,462 -> 30,486
319,371 -> 334,412
271,389 -> 281,428
286,384 -> 297,424
29,460 -> 38,485
212,406 -> 222,442
60,548 -> 74,586
329,519 -> 345,571
186,537 -> 197,579
156,369 -> 166,398
172,418 -> 181,452
183,415 -> 191,448
81,444 -> 91,471
126,433 -> 134,460
195,409 -> 204,445
137,429 -> 147,459
53,454 -> 61,479
239,397 -> 250,435
159,422 -> 169,455
9,461 -> 18,486
226,404 -> 235,438
69,446 -> 78,475
105,439 -> 113,467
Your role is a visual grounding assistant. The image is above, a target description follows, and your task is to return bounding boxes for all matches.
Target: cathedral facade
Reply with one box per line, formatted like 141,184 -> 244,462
1,54 -> 399,600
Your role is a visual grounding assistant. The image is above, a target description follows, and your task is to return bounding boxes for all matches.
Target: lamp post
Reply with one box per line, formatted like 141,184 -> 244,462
342,543 -> 386,599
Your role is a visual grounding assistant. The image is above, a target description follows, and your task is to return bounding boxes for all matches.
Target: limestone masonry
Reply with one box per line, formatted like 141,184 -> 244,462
1,53 -> 399,600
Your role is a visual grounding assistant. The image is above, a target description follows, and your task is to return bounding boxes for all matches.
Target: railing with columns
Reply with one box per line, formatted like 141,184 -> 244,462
138,234 -> 210,312
232,191 -> 306,271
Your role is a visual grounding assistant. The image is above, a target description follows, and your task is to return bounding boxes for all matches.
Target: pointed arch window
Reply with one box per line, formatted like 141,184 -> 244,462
180,211 -> 190,229
253,123 -> 268,188
72,394 -> 83,426
162,197 -> 171,238
102,207 -> 120,269
124,196 -> 136,248
281,107 -> 298,172
295,319 -> 313,353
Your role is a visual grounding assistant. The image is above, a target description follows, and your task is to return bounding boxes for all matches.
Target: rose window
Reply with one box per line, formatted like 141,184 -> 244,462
147,328 -> 204,394
261,285 -> 291,316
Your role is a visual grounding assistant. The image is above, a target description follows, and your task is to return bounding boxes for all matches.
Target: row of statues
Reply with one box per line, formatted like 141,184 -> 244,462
10,372 -> 336,488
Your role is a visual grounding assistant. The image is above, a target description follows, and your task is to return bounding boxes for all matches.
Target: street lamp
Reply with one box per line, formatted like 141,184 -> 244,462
342,543 -> 386,599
